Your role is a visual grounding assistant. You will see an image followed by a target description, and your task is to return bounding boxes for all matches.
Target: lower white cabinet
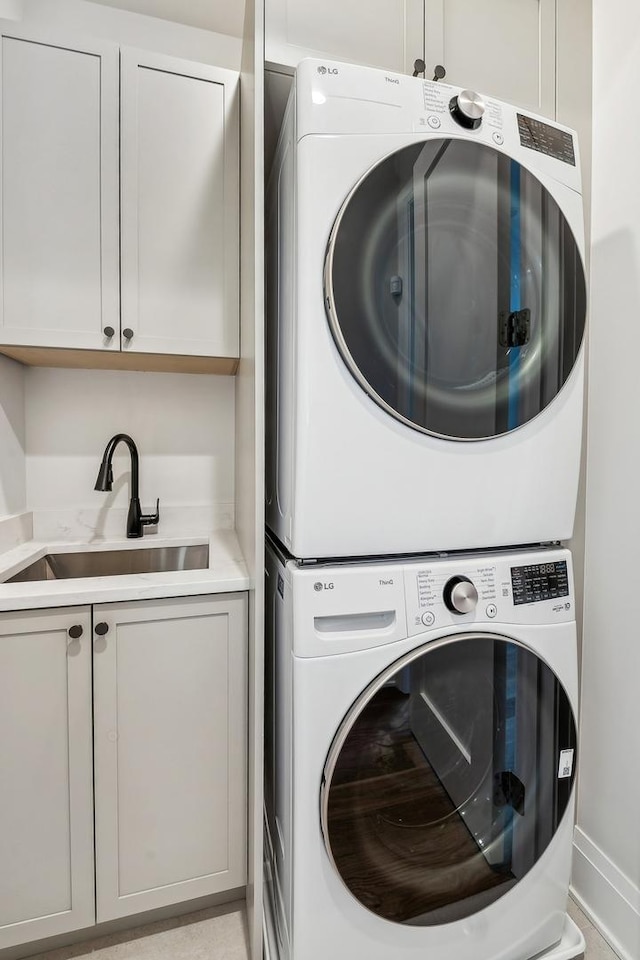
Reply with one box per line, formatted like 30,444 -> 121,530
0,592 -> 247,948
93,594 -> 248,921
0,607 -> 95,949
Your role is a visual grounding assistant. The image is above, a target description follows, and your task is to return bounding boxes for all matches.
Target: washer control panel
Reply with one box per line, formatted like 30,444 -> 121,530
404,548 -> 574,635
409,561 -> 498,634
511,560 -> 569,606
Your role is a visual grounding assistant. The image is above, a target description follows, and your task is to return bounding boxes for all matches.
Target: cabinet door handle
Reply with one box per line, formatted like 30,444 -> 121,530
103,326 -> 115,338
95,622 -> 109,636
122,328 -> 134,341
68,624 -> 83,639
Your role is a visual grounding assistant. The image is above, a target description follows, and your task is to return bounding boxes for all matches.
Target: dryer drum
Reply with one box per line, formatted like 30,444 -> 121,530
320,633 -> 577,925
324,138 -> 587,441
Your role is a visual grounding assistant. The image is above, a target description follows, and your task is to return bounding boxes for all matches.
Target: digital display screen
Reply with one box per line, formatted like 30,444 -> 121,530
517,114 -> 576,166
511,560 -> 569,605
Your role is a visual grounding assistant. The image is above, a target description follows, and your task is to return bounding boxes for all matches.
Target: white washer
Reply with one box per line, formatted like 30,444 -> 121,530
266,60 -> 587,559
264,538 -> 584,960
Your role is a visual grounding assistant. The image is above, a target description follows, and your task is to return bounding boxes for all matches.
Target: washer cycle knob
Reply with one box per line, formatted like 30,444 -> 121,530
443,576 -> 479,615
449,90 -> 485,130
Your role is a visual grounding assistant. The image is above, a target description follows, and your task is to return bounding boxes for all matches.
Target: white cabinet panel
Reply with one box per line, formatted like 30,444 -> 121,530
0,26 -> 119,350
120,50 -> 239,359
93,593 -> 247,921
265,0 -> 425,74
0,607 -> 94,949
0,31 -> 239,368
425,0 -> 556,116
266,0 -> 555,118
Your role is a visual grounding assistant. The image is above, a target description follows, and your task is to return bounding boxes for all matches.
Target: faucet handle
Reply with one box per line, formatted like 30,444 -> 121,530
141,498 -> 160,527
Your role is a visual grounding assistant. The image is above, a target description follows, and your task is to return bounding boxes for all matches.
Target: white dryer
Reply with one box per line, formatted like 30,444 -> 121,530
266,60 -> 587,559
264,538 -> 585,960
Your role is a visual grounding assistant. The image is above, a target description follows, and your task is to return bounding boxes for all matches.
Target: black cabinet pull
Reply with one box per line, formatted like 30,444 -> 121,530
68,624 -> 83,639
122,328 -> 134,340
103,326 -> 115,338
95,622 -> 109,636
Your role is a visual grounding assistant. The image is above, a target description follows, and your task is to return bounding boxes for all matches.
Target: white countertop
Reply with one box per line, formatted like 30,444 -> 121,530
0,530 -> 250,612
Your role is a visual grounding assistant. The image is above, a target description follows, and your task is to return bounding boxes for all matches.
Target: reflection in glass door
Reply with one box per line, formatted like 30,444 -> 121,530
325,139 -> 586,440
320,635 -> 576,925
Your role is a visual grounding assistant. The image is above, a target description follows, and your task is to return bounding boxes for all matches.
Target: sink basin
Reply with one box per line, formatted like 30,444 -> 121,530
6,545 -> 209,582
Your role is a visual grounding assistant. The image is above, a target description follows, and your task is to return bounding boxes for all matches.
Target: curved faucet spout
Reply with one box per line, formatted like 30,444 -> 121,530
94,434 -> 159,538
94,434 -> 139,493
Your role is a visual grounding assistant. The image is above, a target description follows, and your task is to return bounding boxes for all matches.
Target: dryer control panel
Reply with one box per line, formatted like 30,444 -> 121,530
295,58 -> 582,195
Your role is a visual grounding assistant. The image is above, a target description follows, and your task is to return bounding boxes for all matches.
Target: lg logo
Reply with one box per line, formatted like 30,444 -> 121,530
314,581 -> 335,591
317,65 -> 338,75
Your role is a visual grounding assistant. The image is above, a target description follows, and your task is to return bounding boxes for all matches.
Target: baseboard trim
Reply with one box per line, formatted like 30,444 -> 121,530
572,827 -> 639,960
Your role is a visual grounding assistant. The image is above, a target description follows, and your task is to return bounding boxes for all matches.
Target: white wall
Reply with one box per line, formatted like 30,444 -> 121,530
0,355 -> 26,517
25,368 -> 235,540
0,0 -> 243,70
573,4 -> 640,958
88,0 -> 245,39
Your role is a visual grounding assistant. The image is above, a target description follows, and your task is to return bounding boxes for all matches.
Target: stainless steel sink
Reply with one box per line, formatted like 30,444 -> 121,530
6,544 -> 209,582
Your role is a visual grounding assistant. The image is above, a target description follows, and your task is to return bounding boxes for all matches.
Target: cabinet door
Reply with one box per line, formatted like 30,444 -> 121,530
93,593 -> 248,921
120,49 -> 239,359
0,607 -> 94,949
425,0 -> 556,117
265,0 -> 425,75
0,25 -> 119,350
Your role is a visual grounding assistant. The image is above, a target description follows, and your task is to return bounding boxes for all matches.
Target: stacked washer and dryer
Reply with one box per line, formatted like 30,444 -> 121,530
265,59 -> 587,960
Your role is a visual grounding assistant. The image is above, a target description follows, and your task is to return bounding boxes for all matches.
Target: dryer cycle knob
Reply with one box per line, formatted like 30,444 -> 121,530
443,576 -> 479,615
449,90 -> 485,130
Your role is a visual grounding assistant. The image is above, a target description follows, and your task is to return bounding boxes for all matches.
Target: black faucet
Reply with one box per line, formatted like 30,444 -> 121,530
94,434 -> 160,538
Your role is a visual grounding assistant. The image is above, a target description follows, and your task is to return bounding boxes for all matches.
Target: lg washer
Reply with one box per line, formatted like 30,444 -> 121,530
266,60 -> 587,559
264,536 -> 585,960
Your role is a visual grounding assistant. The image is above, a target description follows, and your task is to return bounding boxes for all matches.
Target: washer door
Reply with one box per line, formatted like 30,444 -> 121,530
324,138 -> 587,440
320,634 -> 577,925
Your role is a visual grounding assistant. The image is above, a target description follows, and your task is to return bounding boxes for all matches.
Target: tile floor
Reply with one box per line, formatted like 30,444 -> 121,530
25,896 -> 618,960
29,901 -> 249,960
568,898 -> 622,960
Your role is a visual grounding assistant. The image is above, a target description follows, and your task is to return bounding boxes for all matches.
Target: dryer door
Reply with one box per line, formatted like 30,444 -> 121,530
320,633 -> 577,925
324,138 -> 586,440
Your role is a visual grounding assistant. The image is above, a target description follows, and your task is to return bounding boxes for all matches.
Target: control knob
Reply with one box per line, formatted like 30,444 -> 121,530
449,90 -> 485,130
443,575 -> 479,615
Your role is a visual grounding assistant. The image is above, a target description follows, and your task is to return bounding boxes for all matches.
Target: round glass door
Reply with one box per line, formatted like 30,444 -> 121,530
324,139 -> 587,440
320,634 -> 577,925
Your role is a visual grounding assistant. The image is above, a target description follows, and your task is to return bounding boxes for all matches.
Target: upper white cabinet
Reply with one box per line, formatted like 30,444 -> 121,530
0,24 -> 239,367
0,607 -> 94,950
0,27 -> 119,352
120,50 -> 239,360
265,0 -> 426,75
266,0 -> 556,118
424,0 -> 556,117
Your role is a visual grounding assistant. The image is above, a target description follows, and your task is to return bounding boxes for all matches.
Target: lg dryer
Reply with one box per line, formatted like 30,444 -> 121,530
264,538 -> 585,960
266,60 -> 587,559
